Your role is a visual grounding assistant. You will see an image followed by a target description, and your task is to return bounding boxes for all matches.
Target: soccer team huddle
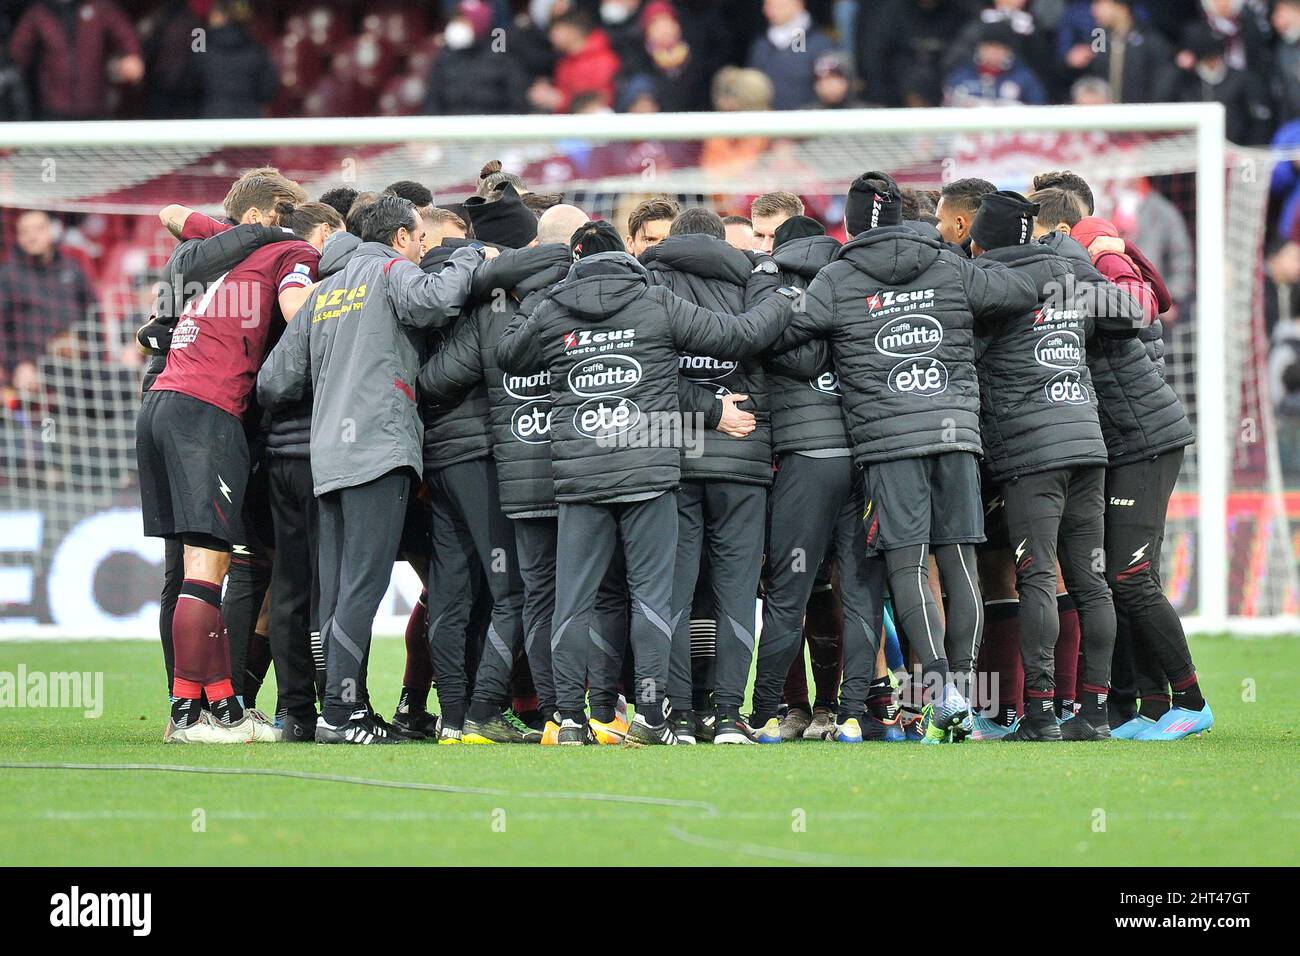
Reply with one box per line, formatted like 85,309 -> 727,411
134,156 -> 1214,748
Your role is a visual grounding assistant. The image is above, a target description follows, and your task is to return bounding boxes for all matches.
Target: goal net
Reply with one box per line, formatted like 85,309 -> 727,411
0,104 -> 1288,637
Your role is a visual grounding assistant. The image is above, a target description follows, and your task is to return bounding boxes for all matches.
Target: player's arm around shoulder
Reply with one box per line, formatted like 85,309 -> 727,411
388,247 -> 485,330
495,295 -> 549,376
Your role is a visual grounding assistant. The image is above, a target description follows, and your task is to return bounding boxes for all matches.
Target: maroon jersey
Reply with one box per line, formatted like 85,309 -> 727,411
151,212 -> 319,418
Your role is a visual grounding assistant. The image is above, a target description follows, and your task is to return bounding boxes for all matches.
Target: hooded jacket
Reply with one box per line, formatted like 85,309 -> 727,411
257,241 -> 482,496
264,231 -> 360,461
767,234 -> 849,453
496,252 -> 795,504
973,242 -> 1143,481
771,223 -> 1038,466
1039,231 -> 1194,465
417,243 -> 572,516
642,233 -> 780,484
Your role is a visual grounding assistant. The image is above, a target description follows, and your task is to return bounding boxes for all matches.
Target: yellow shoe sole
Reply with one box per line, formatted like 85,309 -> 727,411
460,733 -> 498,745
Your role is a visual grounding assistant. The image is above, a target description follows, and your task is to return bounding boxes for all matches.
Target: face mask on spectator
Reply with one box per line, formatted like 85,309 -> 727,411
445,20 -> 476,50
601,2 -> 632,24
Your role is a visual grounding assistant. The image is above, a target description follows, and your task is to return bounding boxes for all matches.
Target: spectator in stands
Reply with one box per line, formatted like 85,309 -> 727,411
700,66 -> 774,174
1273,0 -> 1300,124
943,21 -> 1049,106
425,0 -> 529,115
806,50 -> 871,108
0,43 -> 30,120
9,0 -> 144,120
1172,21 -> 1273,144
1269,118 -> 1300,239
195,1 -> 278,119
1071,75 -> 1114,104
528,10 -> 622,112
1112,177 -> 1194,320
1079,0 -> 1177,104
855,0 -> 974,107
616,1 -> 711,113
0,211 -> 95,389
141,0 -> 201,119
943,0 -> 1062,100
1193,0 -> 1273,77
598,0 -> 648,64
747,0 -> 837,111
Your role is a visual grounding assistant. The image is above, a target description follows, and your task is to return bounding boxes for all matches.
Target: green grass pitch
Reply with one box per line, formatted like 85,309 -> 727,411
1,635 -> 1296,866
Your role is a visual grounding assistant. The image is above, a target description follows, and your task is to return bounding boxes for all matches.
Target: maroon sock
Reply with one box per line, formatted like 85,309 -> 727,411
401,591 -> 432,690
171,579 -> 240,723
1054,593 -> 1080,717
978,601 -> 1023,724
782,639 -> 810,713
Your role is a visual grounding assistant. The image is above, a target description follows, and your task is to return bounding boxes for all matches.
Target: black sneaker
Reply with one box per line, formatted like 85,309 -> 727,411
280,712 -> 317,742
464,710 -> 543,744
391,709 -> 439,741
1003,712 -> 1063,742
670,712 -> 697,745
714,716 -> 757,745
692,710 -> 717,743
316,710 -> 404,744
1061,713 -> 1111,741
371,709 -> 423,742
557,718 -> 595,746
622,714 -> 678,747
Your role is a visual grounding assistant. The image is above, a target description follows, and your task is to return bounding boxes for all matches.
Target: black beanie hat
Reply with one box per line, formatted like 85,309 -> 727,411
463,183 -> 538,249
773,215 -> 826,249
570,219 -> 625,259
969,190 -> 1040,251
845,171 -> 902,235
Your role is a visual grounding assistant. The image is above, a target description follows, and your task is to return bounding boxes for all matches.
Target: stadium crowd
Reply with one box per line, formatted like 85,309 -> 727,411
0,0 -> 1291,130
125,153 -> 1212,747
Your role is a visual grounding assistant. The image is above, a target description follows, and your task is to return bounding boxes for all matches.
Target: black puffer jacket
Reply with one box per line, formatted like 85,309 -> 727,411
264,231 -> 360,461
974,243 -> 1143,481
417,244 -> 572,517
418,240 -> 495,473
772,224 -> 1038,466
496,253 -> 794,504
1039,232 -> 1194,465
767,234 -> 849,453
642,234 -> 778,485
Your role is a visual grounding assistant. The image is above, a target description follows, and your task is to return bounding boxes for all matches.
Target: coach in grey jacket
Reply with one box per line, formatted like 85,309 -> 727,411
257,195 -> 484,742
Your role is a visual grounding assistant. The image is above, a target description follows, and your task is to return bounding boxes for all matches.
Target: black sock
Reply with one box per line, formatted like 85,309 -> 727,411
210,694 -> 245,726
867,676 -> 894,720
397,685 -> 428,715
1054,696 -> 1075,719
591,705 -> 615,724
996,705 -> 1018,727
466,700 -> 500,723
1025,696 -> 1055,725
923,657 -> 950,705
1139,693 -> 1171,721
1171,676 -> 1205,712
171,695 -> 202,727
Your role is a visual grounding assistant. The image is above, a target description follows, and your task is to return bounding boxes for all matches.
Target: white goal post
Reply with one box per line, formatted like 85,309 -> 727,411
0,102 -> 1286,638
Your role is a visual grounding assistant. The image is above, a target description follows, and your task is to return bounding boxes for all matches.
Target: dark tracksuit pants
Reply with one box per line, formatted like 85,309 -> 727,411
266,456 -> 321,721
1002,465 -> 1115,698
669,480 -> 767,719
160,538 -> 183,691
754,454 -> 886,724
225,461 -> 273,703
1104,449 -> 1193,693
318,468 -> 410,726
425,458 -> 525,728
515,515 -> 631,720
552,491 -> 677,724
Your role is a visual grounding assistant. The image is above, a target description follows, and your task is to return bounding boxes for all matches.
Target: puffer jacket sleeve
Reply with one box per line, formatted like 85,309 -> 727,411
471,244 -> 571,301
678,379 -> 723,430
961,257 -> 1039,322
765,338 -> 830,379
495,300 -> 546,375
663,286 -> 795,359
418,311 -> 485,407
257,299 -> 310,413
387,248 -> 482,329
743,252 -> 781,307
768,268 -> 836,353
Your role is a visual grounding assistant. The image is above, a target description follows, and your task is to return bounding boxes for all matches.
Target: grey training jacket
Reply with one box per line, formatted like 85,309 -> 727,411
256,241 -> 481,496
